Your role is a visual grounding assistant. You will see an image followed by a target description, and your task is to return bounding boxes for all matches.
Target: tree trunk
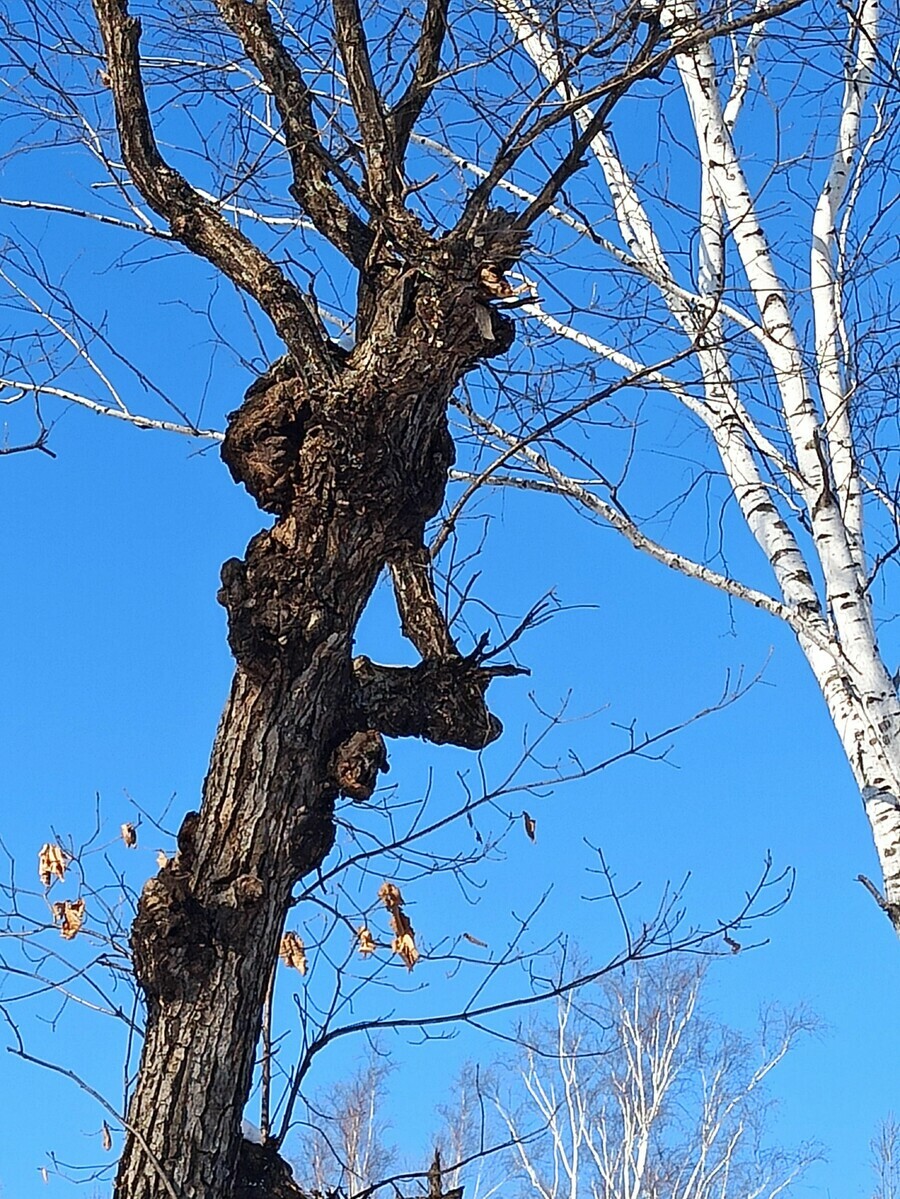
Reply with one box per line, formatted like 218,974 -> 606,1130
801,631 -> 900,923
114,260 -> 519,1198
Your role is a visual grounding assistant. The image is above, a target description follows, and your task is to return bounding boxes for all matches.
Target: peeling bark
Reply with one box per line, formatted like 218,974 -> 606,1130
496,0 -> 900,937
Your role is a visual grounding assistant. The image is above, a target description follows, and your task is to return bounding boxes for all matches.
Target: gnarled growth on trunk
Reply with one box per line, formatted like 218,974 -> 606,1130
114,203 -> 523,1199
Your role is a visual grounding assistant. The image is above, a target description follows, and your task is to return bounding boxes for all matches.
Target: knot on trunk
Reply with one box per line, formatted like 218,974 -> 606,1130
218,533 -> 327,680
131,864 -> 216,1003
222,367 -> 311,515
236,1139 -> 310,1199
332,729 -> 389,801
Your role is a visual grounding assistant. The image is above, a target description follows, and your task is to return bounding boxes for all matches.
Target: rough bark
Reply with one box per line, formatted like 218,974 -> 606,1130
82,0 -> 597,1190
114,239 -> 522,1198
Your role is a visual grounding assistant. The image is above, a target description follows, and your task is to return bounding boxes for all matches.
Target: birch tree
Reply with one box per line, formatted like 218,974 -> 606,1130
473,962 -> 817,1199
0,1 -> 787,1197
872,1118 -> 900,1199
301,965 -> 816,1199
456,0 -> 900,928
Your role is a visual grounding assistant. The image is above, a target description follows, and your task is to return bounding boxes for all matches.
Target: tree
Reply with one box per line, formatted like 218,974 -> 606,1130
484,960 -> 818,1199
305,962 -> 818,1199
0,1 -> 793,1197
452,0 -> 900,928
872,1118 -> 900,1199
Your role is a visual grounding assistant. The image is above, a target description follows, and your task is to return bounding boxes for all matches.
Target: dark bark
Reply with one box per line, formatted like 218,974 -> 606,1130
85,4 -> 536,1195
113,230 -> 524,1197
235,1140 -> 310,1199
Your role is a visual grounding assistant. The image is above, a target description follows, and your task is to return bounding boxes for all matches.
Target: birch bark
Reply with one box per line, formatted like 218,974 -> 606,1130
492,0 -> 900,926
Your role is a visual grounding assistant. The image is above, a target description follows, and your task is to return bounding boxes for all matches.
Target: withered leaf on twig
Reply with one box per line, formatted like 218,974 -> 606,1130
523,812 -> 536,842
357,927 -> 377,956
378,881 -> 403,909
392,927 -> 419,970
101,1121 -> 113,1152
121,822 -> 137,848
38,843 -> 69,887
279,932 -> 307,974
156,851 -> 169,869
53,898 -> 85,940
378,881 -> 420,970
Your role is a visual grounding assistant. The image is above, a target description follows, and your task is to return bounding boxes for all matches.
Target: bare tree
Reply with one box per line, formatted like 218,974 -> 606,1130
0,1 -> 794,1196
487,960 -> 818,1199
302,1054 -> 396,1196
873,1118 -> 900,1199
297,962 -> 815,1199
444,0 -> 900,928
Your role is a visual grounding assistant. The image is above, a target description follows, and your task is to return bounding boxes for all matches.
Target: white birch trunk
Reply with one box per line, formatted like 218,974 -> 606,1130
668,0 -> 900,918
493,0 -> 900,927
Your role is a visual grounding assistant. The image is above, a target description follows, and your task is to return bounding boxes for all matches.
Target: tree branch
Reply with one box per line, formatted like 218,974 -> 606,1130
389,541 -> 457,659
213,0 -> 374,266
351,653 -> 523,749
388,0 -> 450,163
460,0 -> 806,234
331,0 -> 398,207
91,0 -> 330,375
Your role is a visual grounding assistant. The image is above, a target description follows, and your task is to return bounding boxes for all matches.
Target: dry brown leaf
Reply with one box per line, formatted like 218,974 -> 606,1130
357,927 -> 377,956
101,1121 -> 113,1152
523,811 -> 536,842
378,881 -> 404,911
379,882 -> 419,970
121,823 -> 137,848
392,931 -> 420,970
279,932 -> 307,974
463,932 -> 488,948
38,843 -> 69,888
156,851 -> 169,869
479,264 -> 515,299
53,898 -> 85,940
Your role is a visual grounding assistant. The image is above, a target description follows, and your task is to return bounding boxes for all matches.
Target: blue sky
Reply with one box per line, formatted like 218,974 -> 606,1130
3,403 -> 898,1197
3,1 -> 900,1196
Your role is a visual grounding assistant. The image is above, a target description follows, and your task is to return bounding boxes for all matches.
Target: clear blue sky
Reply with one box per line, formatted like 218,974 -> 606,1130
3,388 -> 897,1197
2,2 -> 899,1196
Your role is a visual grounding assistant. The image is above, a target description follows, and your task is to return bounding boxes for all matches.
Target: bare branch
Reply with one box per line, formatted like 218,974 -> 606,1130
90,0 -> 331,373
388,0 -> 451,163
331,0 -> 399,207
212,0 -> 374,265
